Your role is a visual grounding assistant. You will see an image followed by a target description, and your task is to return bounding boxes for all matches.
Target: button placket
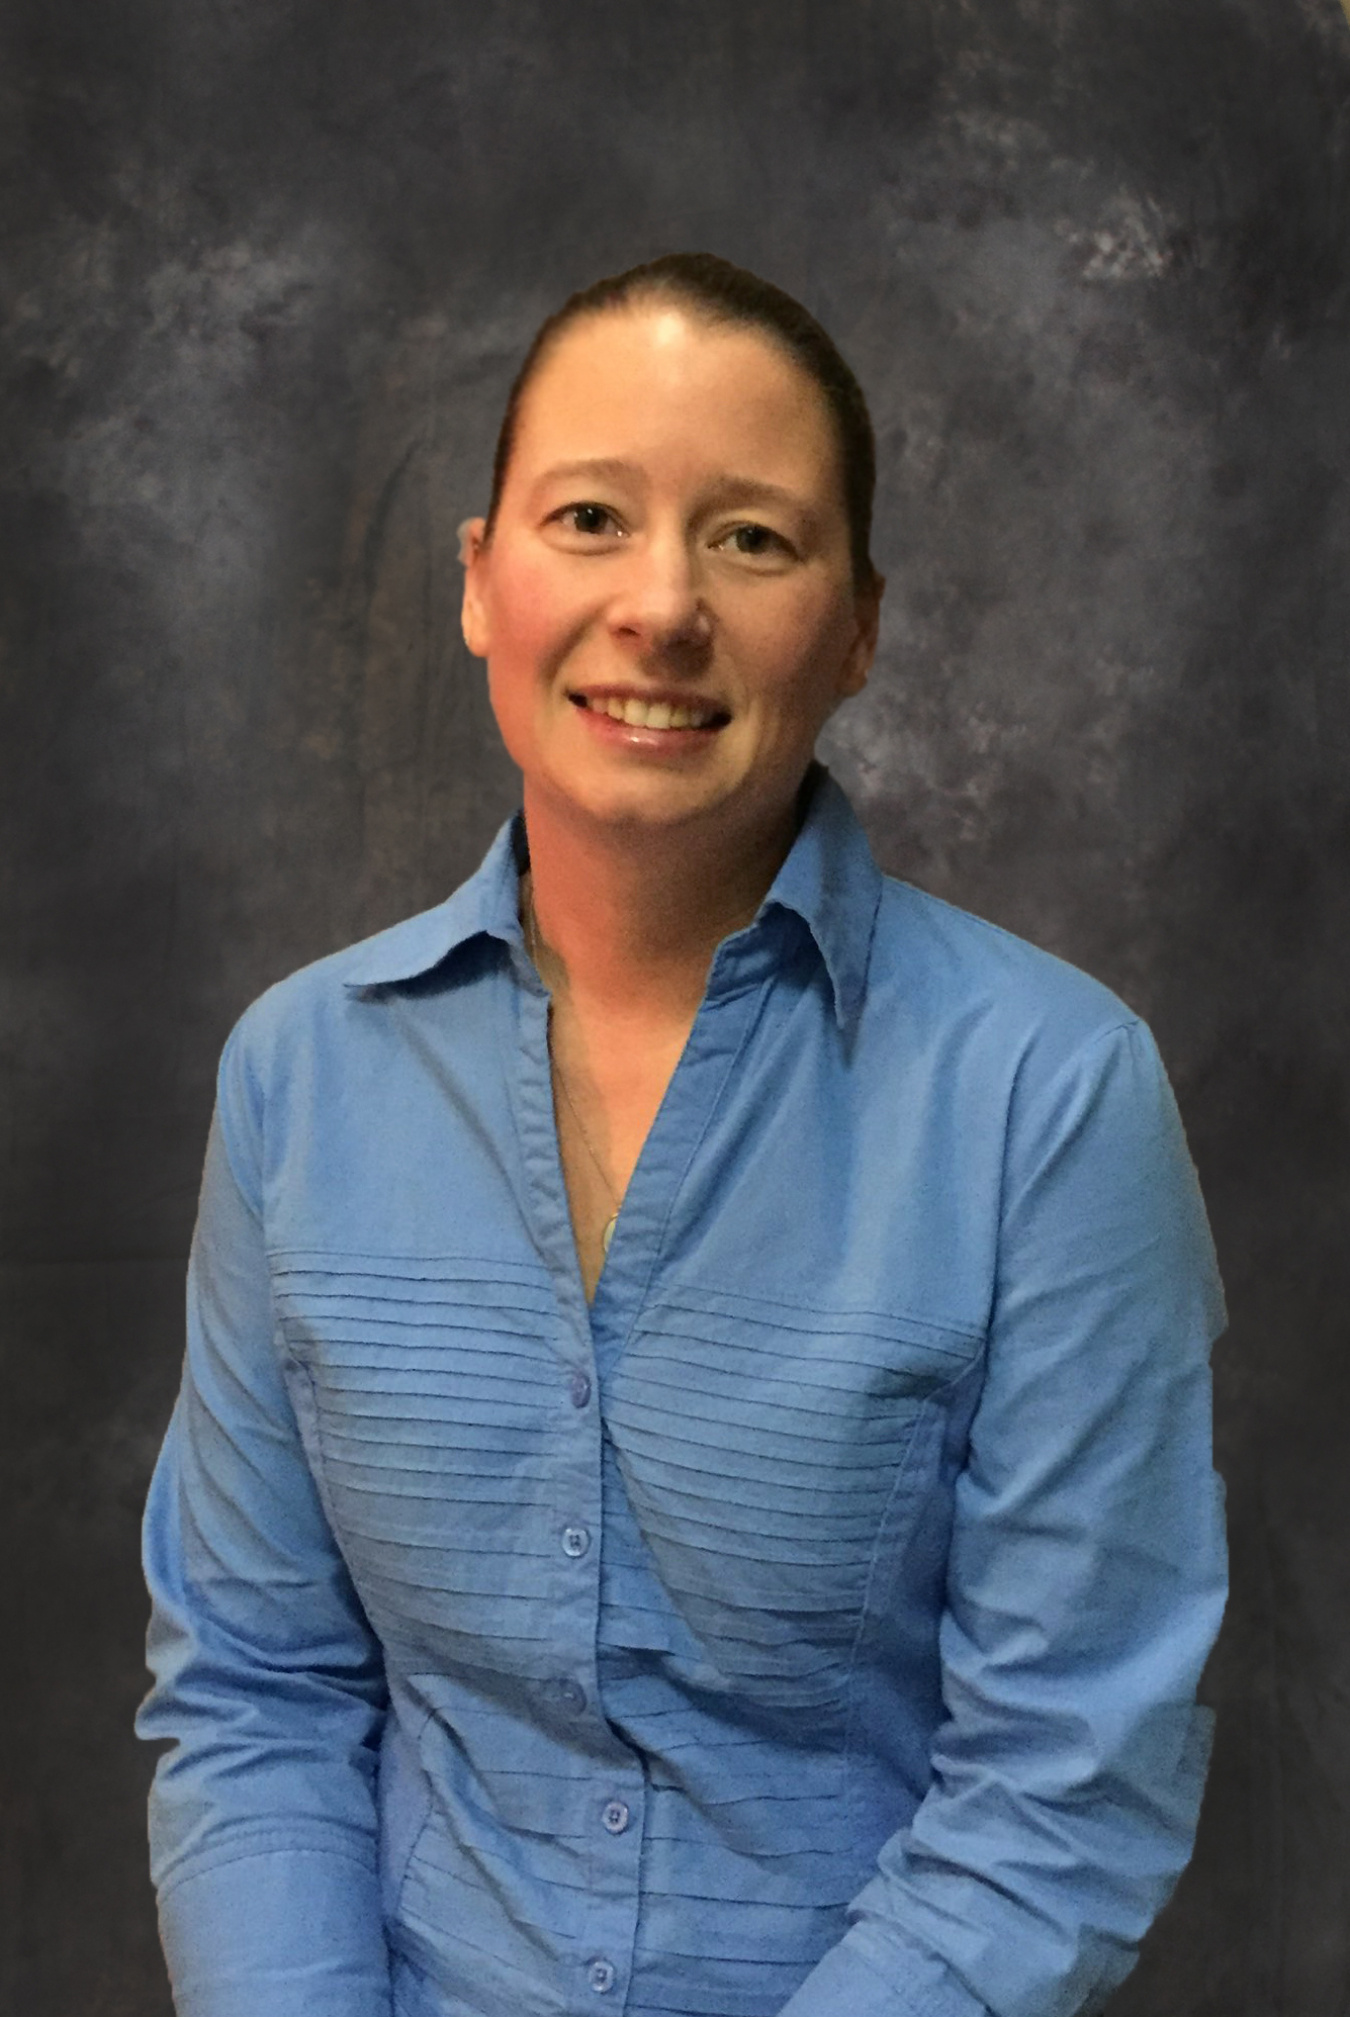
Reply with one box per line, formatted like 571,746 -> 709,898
510,929 -> 654,2015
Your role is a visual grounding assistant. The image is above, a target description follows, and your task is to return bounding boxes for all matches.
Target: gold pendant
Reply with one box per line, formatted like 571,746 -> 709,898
602,1212 -> 618,1254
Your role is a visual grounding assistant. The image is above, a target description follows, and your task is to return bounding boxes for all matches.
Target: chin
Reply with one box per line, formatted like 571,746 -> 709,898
584,787 -> 722,832
547,767 -> 733,833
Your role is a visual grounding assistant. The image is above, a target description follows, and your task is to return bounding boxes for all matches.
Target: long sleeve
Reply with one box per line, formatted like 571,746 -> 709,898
778,1018 -> 1227,2017
137,1020 -> 394,2017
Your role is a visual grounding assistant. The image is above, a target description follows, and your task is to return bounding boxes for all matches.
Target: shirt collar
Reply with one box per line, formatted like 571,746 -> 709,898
756,761 -> 881,1031
340,816 -> 528,989
342,760 -> 882,1029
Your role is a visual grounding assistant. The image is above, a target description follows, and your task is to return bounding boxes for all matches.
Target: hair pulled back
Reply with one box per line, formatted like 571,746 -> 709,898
482,252 -> 879,595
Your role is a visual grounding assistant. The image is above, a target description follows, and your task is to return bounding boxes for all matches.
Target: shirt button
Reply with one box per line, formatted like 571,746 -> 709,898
587,1958 -> 617,1995
554,1679 -> 586,1715
562,1524 -> 591,1559
602,1799 -> 630,1834
569,1371 -> 592,1408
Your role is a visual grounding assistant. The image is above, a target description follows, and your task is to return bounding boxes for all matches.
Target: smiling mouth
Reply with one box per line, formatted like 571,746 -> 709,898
569,692 -> 730,731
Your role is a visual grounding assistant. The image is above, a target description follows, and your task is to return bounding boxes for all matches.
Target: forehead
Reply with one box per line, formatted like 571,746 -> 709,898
507,303 -> 843,496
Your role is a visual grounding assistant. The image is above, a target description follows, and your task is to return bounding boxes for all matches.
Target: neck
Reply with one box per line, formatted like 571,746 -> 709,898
521,782 -> 807,1026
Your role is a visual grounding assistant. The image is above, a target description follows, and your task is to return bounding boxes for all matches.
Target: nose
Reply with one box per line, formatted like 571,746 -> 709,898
607,531 -> 712,657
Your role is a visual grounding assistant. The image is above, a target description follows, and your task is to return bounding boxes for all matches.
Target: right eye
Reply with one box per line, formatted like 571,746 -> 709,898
553,502 -> 623,537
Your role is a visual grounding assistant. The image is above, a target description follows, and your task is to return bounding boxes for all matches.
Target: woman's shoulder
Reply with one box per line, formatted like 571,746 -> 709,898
229,899 -> 453,1037
224,817 -> 523,1073
868,872 -> 1145,1059
216,878 -> 510,1125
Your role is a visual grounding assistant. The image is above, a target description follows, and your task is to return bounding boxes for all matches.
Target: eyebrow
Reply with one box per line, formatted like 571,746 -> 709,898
528,459 -> 821,528
530,458 -> 644,494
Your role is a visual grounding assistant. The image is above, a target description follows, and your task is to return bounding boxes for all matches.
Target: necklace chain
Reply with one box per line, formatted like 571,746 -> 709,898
524,883 -> 621,1253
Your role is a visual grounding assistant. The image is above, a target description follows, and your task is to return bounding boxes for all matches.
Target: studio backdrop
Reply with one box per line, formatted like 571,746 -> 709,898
2,3 -> 1348,2013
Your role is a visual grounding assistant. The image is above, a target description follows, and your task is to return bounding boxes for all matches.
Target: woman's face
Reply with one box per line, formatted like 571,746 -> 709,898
461,302 -> 880,848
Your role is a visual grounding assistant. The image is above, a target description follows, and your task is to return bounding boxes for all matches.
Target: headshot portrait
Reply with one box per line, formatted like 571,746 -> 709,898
1,6 -> 1347,2017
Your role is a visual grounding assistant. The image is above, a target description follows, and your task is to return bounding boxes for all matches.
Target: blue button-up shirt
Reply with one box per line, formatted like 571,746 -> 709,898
138,764 -> 1226,2017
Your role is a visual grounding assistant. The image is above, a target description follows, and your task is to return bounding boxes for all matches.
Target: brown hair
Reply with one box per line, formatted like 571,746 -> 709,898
482,252 -> 879,594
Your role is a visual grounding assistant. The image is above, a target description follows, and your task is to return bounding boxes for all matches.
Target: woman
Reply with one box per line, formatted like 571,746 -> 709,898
138,253 -> 1227,2017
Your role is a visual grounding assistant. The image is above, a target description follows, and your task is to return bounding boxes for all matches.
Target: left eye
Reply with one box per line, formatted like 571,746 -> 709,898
720,524 -> 788,556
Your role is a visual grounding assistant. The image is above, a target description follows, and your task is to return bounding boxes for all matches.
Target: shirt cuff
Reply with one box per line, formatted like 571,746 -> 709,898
157,1843 -> 392,2017
777,1923 -> 990,2017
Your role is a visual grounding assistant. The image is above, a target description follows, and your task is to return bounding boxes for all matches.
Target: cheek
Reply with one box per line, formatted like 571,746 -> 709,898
483,560 -> 594,764
488,616 -> 540,690
742,591 -> 854,710
485,553 -> 584,684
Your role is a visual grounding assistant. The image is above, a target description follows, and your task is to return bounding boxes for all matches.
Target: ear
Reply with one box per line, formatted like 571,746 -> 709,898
459,517 -> 491,659
835,571 -> 884,702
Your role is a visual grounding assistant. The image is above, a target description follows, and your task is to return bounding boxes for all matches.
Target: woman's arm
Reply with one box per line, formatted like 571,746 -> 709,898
778,1018 -> 1227,2017
137,1021 -> 394,2017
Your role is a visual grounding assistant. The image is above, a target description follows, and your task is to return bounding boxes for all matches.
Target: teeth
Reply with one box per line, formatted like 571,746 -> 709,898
587,695 -> 718,730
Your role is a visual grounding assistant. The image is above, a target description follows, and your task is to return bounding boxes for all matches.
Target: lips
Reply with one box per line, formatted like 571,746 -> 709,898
569,690 -> 730,731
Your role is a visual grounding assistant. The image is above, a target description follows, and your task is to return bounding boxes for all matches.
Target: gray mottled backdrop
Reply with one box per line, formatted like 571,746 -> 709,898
2,3 -> 1347,2011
